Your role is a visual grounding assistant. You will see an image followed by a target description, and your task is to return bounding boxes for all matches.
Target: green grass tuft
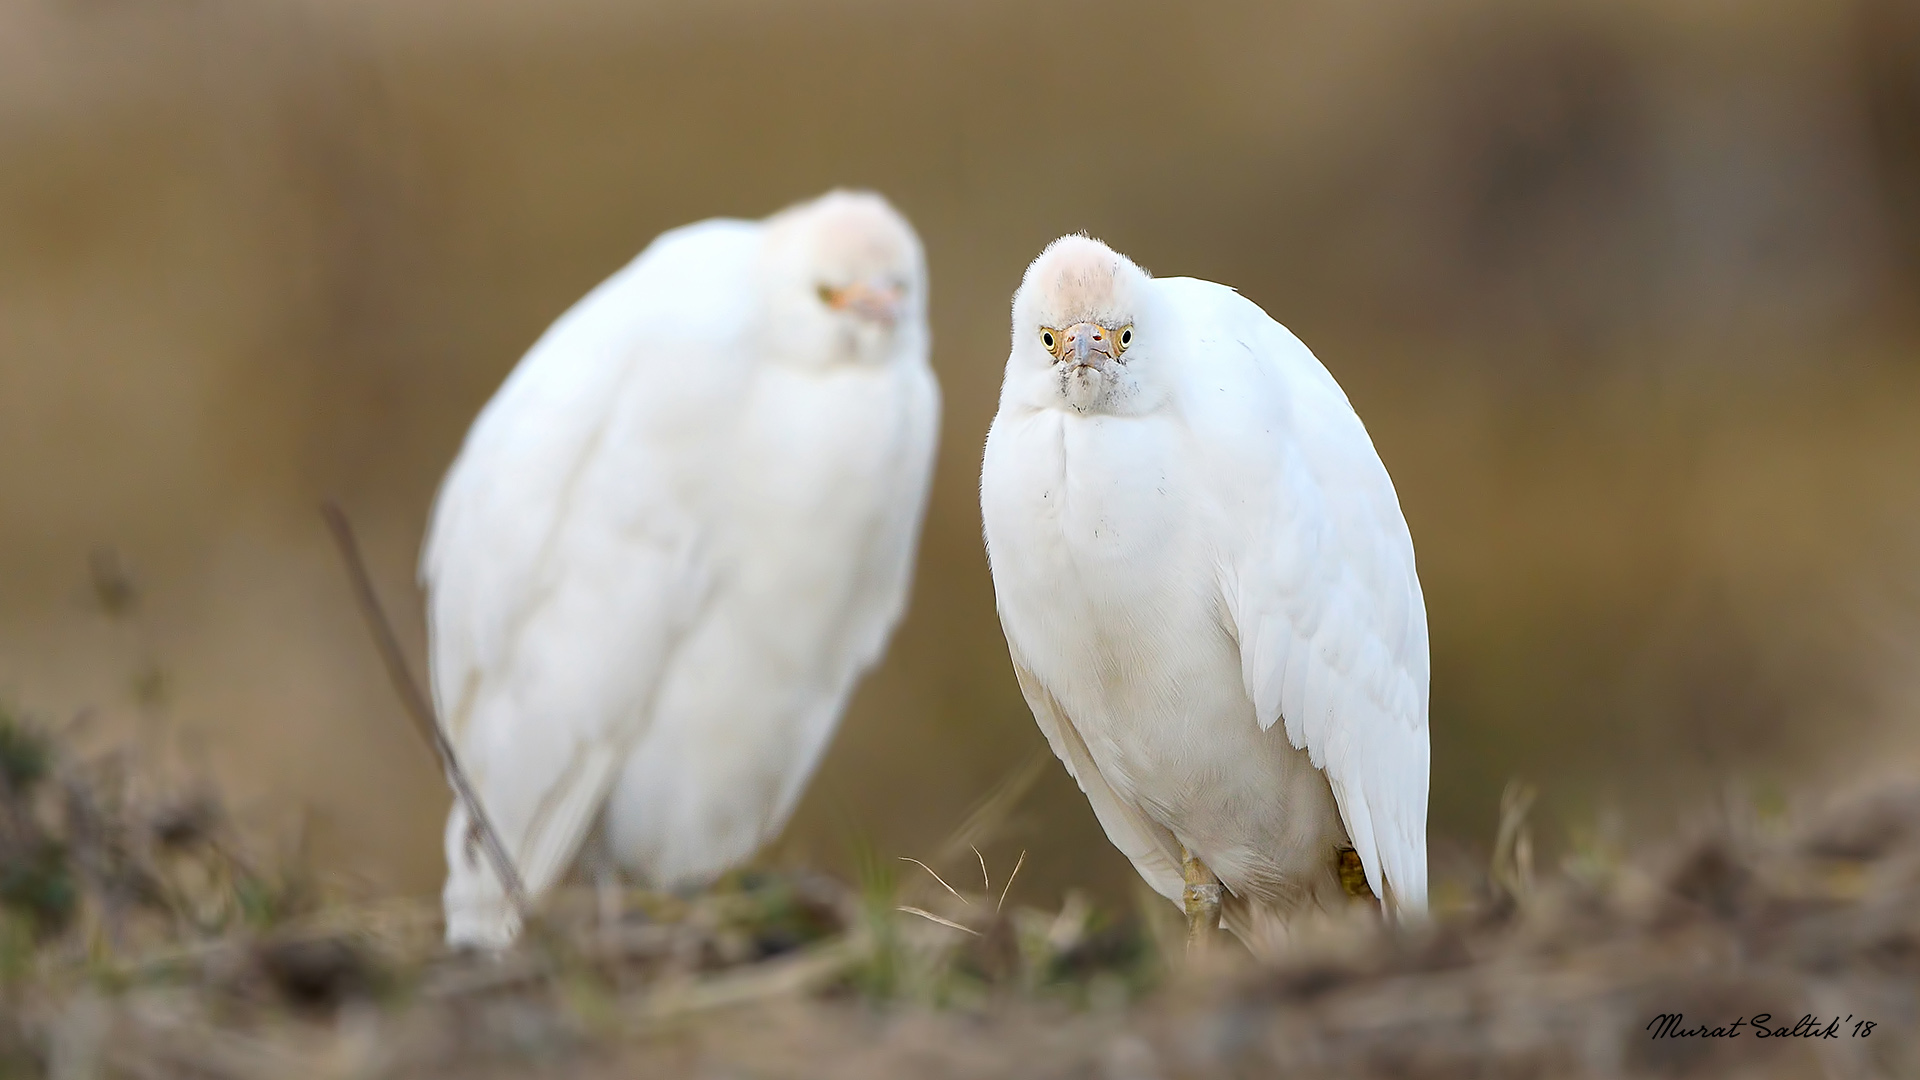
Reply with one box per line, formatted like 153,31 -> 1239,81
0,706 -> 50,794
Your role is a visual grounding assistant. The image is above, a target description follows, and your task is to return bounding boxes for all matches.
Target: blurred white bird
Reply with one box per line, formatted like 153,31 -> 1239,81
423,191 -> 940,947
980,236 -> 1428,949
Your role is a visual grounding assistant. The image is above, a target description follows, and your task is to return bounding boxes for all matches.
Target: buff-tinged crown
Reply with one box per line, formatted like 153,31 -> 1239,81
771,189 -> 923,288
1016,234 -> 1149,329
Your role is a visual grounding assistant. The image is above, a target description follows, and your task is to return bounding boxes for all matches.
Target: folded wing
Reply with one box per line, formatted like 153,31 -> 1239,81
1172,281 -> 1430,914
422,221 -> 758,915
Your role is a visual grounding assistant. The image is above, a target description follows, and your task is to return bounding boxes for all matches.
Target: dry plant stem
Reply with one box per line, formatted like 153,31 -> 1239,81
320,501 -> 530,915
1181,848 -> 1221,952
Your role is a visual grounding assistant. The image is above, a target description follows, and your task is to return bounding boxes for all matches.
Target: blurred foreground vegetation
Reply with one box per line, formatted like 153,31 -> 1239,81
2,709 -> 1915,1079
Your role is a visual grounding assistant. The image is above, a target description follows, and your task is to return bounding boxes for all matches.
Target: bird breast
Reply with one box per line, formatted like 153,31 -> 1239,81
714,361 -> 930,659
983,407 -> 1243,751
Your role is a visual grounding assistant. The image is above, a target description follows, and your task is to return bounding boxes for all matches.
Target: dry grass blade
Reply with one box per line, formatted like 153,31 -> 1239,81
972,844 -> 990,893
319,500 -> 529,914
898,857 -> 970,906
996,849 -> 1027,914
896,906 -> 981,936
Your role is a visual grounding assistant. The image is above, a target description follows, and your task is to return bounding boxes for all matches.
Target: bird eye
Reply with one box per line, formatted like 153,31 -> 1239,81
817,284 -> 837,306
1041,330 -> 1056,351
1119,326 -> 1133,351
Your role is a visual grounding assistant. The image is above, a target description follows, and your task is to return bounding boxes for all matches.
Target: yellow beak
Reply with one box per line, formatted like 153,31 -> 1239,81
823,280 -> 904,326
1063,322 -> 1117,367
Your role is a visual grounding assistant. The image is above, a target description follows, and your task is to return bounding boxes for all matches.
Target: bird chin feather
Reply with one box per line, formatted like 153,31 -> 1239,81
1056,358 -> 1135,414
1060,368 -> 1105,413
840,319 -> 904,368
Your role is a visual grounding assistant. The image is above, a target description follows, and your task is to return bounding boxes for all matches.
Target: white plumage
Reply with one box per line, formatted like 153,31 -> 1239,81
424,190 -> 939,947
980,235 -> 1428,944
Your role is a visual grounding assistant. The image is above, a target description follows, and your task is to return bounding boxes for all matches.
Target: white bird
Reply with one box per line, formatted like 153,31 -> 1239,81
980,235 -> 1428,949
422,190 -> 940,947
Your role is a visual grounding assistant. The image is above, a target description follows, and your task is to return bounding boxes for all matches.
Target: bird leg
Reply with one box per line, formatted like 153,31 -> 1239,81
1181,847 -> 1222,951
580,820 -> 622,942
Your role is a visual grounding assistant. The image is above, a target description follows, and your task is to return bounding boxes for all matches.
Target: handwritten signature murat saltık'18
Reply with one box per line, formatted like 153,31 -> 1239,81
1646,1014 -> 1877,1040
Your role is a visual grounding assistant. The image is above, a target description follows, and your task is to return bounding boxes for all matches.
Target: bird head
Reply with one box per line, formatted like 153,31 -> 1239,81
1007,235 -> 1161,416
760,189 -> 928,369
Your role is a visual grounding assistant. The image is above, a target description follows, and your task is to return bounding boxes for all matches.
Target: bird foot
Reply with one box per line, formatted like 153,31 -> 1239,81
1181,849 -> 1222,952
1335,846 -> 1377,901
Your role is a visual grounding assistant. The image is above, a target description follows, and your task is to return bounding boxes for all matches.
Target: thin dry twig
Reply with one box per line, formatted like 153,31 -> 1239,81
971,844 -> 991,893
898,857 -> 971,906
996,850 -> 1027,914
319,501 -> 529,914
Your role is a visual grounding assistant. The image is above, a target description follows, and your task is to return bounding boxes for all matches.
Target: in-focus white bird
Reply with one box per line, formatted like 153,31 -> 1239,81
980,235 -> 1428,949
423,190 -> 940,947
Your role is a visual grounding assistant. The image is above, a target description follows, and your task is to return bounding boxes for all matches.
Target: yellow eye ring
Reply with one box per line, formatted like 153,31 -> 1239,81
1118,326 -> 1133,352
1041,329 -> 1056,351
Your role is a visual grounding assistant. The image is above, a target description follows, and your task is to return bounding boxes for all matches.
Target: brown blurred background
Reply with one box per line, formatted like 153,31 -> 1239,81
2,0 -> 1917,908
